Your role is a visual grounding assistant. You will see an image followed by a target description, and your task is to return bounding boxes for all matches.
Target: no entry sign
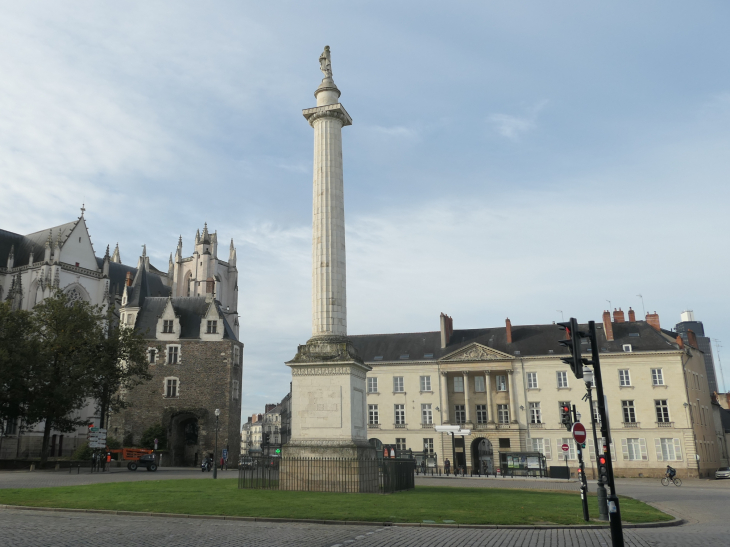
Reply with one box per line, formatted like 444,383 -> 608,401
571,423 -> 587,444
561,443 -> 570,452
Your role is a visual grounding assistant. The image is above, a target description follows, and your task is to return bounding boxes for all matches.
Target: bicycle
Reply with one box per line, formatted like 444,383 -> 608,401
661,475 -> 682,486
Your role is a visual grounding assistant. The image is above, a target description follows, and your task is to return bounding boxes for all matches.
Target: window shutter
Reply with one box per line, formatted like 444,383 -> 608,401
655,439 -> 663,461
544,438 -> 552,460
611,442 -> 616,461
621,438 -> 629,460
588,441 -> 595,461
639,438 -> 648,461
674,438 -> 683,461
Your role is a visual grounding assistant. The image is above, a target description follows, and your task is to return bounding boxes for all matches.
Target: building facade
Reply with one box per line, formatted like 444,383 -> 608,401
675,310 -> 720,394
352,309 -> 722,478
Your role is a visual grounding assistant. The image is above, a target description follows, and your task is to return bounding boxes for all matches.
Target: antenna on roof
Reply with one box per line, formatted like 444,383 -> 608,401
606,299 -> 612,311
556,310 -> 563,321
714,339 -> 726,393
636,294 -> 646,318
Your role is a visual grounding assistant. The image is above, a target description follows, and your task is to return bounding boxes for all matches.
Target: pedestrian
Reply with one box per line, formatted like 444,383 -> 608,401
444,458 -> 451,475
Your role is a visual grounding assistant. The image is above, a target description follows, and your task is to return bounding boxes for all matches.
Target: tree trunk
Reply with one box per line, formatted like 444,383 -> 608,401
40,418 -> 53,466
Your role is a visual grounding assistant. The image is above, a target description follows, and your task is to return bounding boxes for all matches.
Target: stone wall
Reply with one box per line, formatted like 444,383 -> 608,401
110,338 -> 242,466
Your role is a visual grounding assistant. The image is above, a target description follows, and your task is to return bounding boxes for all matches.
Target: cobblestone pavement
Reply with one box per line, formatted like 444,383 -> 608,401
1,471 -> 728,546
0,467 -> 238,489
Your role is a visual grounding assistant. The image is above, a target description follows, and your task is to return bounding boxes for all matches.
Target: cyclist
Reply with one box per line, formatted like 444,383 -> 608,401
665,465 -> 676,480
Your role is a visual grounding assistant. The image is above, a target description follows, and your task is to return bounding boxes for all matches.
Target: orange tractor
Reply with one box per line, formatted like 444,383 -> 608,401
110,448 -> 157,471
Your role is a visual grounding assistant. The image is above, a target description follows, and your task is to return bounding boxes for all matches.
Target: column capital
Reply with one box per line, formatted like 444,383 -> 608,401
462,370 -> 470,376
441,371 -> 449,377
484,370 -> 491,375
507,370 -> 514,375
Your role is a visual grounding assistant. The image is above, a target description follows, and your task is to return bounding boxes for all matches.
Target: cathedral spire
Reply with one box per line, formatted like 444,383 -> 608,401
6,245 -> 15,269
111,243 -> 121,263
102,245 -> 110,278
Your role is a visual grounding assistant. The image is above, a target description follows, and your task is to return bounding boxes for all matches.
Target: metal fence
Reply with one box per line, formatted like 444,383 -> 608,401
238,456 -> 415,494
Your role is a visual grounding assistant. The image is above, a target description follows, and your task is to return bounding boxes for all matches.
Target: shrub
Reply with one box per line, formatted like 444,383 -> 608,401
71,442 -> 93,461
140,424 -> 167,450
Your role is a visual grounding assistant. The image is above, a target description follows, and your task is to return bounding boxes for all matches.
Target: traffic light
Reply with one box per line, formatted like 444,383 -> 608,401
560,405 -> 572,429
275,448 -> 281,454
263,433 -> 270,445
597,454 -> 609,483
557,318 -> 584,379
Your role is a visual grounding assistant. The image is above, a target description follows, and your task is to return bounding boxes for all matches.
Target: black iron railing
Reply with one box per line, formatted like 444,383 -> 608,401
238,456 -> 415,494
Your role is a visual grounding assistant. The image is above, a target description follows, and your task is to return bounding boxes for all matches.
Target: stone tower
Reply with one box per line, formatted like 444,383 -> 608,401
284,47 -> 374,464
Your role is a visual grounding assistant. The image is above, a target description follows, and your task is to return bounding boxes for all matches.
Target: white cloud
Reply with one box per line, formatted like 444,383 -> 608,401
488,100 -> 548,141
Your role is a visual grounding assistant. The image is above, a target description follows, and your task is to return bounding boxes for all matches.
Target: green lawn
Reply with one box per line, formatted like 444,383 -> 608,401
0,480 -> 672,525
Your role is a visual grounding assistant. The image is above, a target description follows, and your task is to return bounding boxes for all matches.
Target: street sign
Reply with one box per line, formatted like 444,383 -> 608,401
561,443 -> 570,453
154,438 -> 158,450
571,422 -> 587,444
89,441 -> 105,448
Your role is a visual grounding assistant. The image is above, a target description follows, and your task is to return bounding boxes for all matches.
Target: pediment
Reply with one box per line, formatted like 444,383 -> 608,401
441,343 -> 513,362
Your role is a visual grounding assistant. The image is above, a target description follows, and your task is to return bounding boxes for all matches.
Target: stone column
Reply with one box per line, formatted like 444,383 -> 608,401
285,48 -> 375,481
462,371 -> 471,424
507,370 -> 518,424
485,371 -> 495,424
440,372 -> 450,423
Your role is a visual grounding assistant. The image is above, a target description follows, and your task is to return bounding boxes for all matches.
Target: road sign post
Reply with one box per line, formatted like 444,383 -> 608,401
572,415 -> 590,521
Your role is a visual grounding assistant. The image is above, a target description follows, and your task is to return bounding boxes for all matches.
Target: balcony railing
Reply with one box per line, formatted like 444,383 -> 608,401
368,423 -> 380,429
622,422 -> 640,428
474,423 -> 489,430
394,423 -> 407,429
656,421 -> 674,428
529,422 -> 544,429
421,423 -> 434,429
497,423 -> 511,429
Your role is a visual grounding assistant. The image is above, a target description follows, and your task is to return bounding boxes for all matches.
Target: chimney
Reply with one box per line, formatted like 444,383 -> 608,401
613,308 -> 625,323
628,307 -> 636,322
676,335 -> 684,349
646,311 -> 660,331
125,271 -> 133,286
687,329 -> 699,350
602,310 -> 614,341
505,318 -> 512,344
247,416 -> 252,424
440,313 -> 453,349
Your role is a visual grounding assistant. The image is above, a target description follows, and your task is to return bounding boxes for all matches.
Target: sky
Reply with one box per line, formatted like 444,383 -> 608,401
1,1 -> 729,419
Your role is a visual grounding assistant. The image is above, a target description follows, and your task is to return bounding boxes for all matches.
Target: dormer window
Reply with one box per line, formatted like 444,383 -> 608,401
163,320 -> 174,333
207,320 -> 218,334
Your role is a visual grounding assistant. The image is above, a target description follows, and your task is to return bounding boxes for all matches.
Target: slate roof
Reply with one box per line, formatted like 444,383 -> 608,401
0,221 -> 79,268
349,320 -> 680,363
135,296 -> 237,340
96,258 -> 171,299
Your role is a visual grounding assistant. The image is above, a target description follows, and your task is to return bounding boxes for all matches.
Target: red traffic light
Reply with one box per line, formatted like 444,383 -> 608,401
562,406 -> 570,412
598,456 -> 607,465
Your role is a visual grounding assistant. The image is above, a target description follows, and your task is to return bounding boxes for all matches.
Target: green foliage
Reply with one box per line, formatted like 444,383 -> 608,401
71,442 -> 94,461
140,424 -> 167,449
106,436 -> 122,450
0,482 -> 673,525
0,302 -> 38,431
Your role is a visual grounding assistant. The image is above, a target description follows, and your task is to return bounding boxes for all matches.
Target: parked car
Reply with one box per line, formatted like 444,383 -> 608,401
715,467 -> 730,479
239,456 -> 256,469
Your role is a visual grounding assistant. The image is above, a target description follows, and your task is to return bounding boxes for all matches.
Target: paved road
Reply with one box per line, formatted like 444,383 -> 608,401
1,469 -> 728,546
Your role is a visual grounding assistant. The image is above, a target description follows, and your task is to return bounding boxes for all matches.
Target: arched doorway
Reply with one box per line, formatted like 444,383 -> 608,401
471,438 -> 494,475
170,413 -> 200,466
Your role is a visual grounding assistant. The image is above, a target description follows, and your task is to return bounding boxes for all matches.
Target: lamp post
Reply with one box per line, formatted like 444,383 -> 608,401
583,365 -> 609,521
213,408 -> 220,479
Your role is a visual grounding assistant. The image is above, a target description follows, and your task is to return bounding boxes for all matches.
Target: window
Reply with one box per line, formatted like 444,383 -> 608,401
455,405 -> 465,424
423,438 -> 434,454
623,438 -> 647,461
592,400 -> 601,424
394,404 -> 405,425
453,376 -> 464,392
496,375 -> 507,391
393,376 -> 404,392
148,349 -> 156,364
399,354 -> 409,360
529,402 -> 542,424
167,345 -> 180,364
232,380 -> 239,400
207,320 -> 217,334
367,377 -> 378,393
470,404 -> 488,426
497,404 -> 509,424
233,346 -> 240,365
651,368 -> 664,385
4,418 -> 18,435
163,320 -> 174,333
622,344 -> 632,352
368,405 -> 379,425
165,378 -> 178,398
499,438 -> 511,448
656,438 -> 683,461
557,371 -> 569,388
655,400 -> 670,423
420,376 -> 432,391
395,438 -> 406,450
622,400 -> 636,423
527,372 -> 538,389
474,375 -> 485,392
532,438 -> 552,459
373,356 -> 383,361
424,353 -> 434,359
619,369 -> 631,386
560,438 -> 577,460
421,404 -> 433,425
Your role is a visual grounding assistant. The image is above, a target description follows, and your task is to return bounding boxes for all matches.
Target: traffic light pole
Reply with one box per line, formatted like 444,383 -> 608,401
585,380 -> 609,520
572,404 -> 590,522
587,321 -> 624,547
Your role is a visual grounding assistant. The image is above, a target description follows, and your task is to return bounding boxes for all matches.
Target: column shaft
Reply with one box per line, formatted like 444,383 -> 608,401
463,372 -> 471,424
485,371 -> 495,424
507,370 -> 518,423
440,372 -> 450,423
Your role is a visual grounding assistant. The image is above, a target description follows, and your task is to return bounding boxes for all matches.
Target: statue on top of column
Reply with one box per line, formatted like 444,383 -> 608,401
319,45 -> 332,78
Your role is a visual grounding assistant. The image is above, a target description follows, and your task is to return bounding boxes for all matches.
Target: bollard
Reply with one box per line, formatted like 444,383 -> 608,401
55,463 -> 60,471
29,464 -> 35,472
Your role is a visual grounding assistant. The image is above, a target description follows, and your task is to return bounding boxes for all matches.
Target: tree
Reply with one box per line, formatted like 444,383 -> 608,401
140,423 -> 167,450
23,292 -> 103,465
0,302 -> 37,434
89,307 -> 151,429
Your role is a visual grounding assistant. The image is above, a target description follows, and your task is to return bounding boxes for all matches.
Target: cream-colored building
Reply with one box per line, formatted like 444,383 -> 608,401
351,309 -> 721,478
